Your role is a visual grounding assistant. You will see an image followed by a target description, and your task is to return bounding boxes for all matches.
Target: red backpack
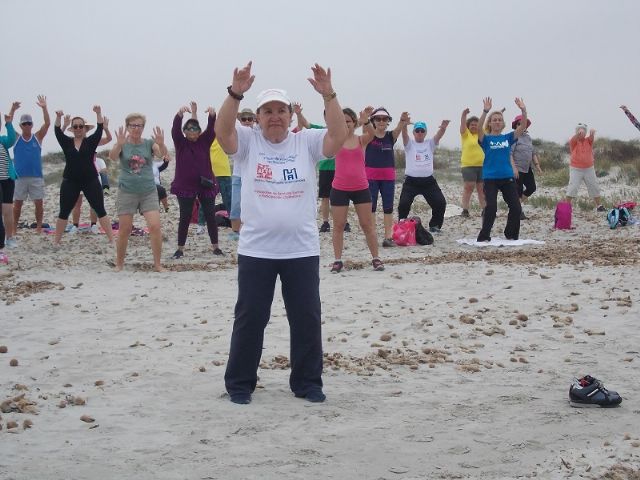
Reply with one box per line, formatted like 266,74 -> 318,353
554,201 -> 572,229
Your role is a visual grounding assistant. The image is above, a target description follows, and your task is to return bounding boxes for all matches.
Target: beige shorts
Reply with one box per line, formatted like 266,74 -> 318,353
566,166 -> 601,198
14,177 -> 45,201
117,189 -> 159,215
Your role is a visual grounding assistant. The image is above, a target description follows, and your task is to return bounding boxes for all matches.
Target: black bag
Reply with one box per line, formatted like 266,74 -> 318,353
200,176 -> 216,189
411,216 -> 434,245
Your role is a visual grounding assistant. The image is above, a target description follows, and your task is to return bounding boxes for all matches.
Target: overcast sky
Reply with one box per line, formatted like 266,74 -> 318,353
3,0 -> 640,153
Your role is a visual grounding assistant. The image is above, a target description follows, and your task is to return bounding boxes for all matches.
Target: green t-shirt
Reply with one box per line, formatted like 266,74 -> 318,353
309,123 -> 335,171
118,139 -> 156,194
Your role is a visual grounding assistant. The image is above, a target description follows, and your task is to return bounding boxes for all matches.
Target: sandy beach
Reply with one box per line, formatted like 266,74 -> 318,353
1,163 -> 640,480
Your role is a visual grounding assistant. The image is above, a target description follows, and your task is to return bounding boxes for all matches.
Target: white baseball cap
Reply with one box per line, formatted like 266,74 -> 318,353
256,89 -> 291,110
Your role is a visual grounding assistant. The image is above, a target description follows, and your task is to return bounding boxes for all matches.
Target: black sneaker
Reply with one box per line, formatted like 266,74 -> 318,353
596,205 -> 606,212
344,222 -> 351,232
212,248 -> 224,256
172,249 -> 184,259
330,260 -> 343,273
520,210 -> 527,220
569,375 -> 622,408
295,390 -> 326,403
230,393 -> 252,405
319,221 -> 330,233
461,209 -> 470,218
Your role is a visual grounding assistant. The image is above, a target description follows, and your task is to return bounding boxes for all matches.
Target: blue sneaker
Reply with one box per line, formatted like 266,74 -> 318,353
569,375 -> 622,408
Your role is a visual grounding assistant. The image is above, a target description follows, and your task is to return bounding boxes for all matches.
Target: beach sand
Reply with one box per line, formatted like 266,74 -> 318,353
1,166 -> 639,479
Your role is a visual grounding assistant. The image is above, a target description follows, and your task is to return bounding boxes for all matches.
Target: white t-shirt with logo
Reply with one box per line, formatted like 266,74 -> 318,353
231,126 -> 327,259
404,138 -> 437,177
95,157 -> 107,184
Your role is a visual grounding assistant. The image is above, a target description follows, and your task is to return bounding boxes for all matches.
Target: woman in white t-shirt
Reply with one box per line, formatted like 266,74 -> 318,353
215,61 -> 347,405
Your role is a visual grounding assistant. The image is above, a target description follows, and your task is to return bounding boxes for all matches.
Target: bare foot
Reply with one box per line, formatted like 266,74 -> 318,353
154,264 -> 164,273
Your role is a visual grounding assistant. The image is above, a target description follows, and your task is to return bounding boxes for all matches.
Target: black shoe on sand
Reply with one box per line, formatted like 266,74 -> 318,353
569,375 -> 622,408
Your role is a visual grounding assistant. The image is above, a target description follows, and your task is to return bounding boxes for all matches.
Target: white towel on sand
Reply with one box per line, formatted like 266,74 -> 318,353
457,238 -> 545,247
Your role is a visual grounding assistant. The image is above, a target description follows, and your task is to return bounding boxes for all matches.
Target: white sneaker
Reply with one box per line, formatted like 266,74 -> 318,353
90,224 -> 100,234
196,225 -> 206,235
66,225 -> 78,234
5,237 -> 18,248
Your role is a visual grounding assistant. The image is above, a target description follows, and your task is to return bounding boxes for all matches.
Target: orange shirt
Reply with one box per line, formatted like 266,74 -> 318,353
569,136 -> 594,168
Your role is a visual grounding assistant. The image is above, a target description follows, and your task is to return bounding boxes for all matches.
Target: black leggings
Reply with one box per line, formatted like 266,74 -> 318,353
397,175 -> 447,229
0,181 -> 5,249
59,177 -> 107,220
177,196 -> 218,246
478,178 -> 521,241
516,168 -> 537,198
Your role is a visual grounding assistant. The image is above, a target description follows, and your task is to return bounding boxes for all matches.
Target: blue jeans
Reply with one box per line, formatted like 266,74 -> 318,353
225,255 -> 323,397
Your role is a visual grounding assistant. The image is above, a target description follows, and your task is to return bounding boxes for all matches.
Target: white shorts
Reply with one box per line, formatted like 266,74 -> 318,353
566,167 -> 600,198
14,177 -> 45,201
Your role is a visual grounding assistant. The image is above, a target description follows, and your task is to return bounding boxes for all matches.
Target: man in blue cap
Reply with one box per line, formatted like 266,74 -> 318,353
398,117 -> 450,232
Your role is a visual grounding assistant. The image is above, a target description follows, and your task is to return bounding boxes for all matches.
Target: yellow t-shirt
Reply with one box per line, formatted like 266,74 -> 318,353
210,139 -> 231,177
460,128 -> 485,167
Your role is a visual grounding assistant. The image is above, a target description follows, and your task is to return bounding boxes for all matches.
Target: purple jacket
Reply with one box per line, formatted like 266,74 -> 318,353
170,113 -> 217,198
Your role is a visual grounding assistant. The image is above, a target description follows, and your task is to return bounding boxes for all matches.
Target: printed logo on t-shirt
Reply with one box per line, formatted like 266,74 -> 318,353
256,163 -> 273,180
129,155 -> 145,174
283,168 -> 298,181
488,140 -> 510,150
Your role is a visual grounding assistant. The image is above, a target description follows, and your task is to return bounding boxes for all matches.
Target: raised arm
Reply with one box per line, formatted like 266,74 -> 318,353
109,126 -> 127,162
392,112 -> 409,142
307,64 -> 347,158
35,95 -> 50,142
293,102 -> 310,130
190,101 -> 198,120
358,106 -> 375,147
401,112 -> 411,146
460,108 -> 470,135
173,106 -> 189,144
477,97 -> 492,143
151,127 -> 168,158
620,105 -> 640,132
215,62 -> 255,155
53,110 -> 72,148
201,107 -> 217,145
588,128 -> 596,143
513,98 -> 528,139
433,120 -> 450,145
5,101 -> 20,126
98,116 -> 112,146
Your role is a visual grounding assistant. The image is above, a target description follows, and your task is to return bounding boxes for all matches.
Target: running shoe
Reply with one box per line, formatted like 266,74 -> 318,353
319,221 -> 331,233
429,226 -> 441,234
65,224 -> 78,234
0,252 -> 8,265
382,238 -> 396,248
294,389 -> 326,403
569,375 -> 622,408
196,225 -> 206,235
330,260 -> 343,273
227,231 -> 240,241
596,205 -> 606,212
90,224 -> 100,234
372,258 -> 385,271
212,248 -> 224,256
461,209 -> 470,218
171,249 -> 184,259
344,222 -> 351,232
5,237 -> 18,249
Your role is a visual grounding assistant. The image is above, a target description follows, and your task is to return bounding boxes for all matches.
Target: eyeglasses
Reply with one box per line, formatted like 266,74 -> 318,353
184,127 -> 201,132
373,117 -> 389,123
128,124 -> 144,129
414,129 -> 426,133
21,122 -> 33,126
71,124 -> 85,130
240,117 -> 254,122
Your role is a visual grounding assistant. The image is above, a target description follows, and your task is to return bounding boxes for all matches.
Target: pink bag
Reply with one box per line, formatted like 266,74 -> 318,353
554,201 -> 572,229
392,219 -> 417,246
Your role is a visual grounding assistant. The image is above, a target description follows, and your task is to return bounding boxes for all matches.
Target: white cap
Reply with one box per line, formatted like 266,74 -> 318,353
256,89 -> 291,110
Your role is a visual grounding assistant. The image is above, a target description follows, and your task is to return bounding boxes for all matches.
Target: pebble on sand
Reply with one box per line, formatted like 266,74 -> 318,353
9,359 -> 18,367
0,345 -> 7,353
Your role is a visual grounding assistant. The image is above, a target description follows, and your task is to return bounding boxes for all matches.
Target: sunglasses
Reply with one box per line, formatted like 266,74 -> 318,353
21,122 -> 33,126
373,117 -> 390,122
240,117 -> 254,122
128,124 -> 144,129
184,127 -> 201,132
414,129 -> 426,133
71,124 -> 85,130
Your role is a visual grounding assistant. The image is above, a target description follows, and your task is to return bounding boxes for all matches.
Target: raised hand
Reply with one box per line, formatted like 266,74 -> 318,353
93,105 -> 102,115
36,95 -> 47,109
399,111 -> 410,123
178,105 -> 190,117
359,106 -> 373,125
308,63 -> 334,97
620,105 -> 629,111
482,97 -> 492,112
190,101 -> 197,114
462,107 -> 470,116
204,106 -> 215,116
62,114 -> 71,130
231,61 -> 255,95
589,129 -> 596,136
292,102 -> 302,115
440,120 -> 451,129
151,127 -> 165,146
514,97 -> 526,110
56,110 -> 64,120
115,126 -> 128,146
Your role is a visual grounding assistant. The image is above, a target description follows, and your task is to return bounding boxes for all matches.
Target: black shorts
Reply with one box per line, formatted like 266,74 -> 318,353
330,187 -> 372,207
318,170 -> 335,198
156,184 -> 167,200
0,179 -> 15,204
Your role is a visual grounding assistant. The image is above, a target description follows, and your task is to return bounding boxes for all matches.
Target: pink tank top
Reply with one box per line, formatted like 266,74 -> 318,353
332,146 -> 369,191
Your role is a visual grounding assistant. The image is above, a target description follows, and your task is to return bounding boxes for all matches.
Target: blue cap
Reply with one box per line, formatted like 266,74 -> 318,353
413,121 -> 427,131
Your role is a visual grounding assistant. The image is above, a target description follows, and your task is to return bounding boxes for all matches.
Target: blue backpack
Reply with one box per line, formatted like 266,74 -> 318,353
607,207 -> 631,229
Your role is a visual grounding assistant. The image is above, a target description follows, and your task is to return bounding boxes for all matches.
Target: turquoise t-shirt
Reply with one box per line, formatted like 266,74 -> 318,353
480,132 -> 516,180
309,123 -> 334,171
118,139 -> 156,193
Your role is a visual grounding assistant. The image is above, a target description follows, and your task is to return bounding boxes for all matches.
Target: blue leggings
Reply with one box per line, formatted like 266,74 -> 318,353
369,179 -> 395,214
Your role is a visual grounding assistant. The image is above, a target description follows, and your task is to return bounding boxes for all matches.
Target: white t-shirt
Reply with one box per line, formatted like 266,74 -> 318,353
231,126 -> 327,259
404,138 -> 437,177
152,160 -> 163,185
95,157 -> 107,185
